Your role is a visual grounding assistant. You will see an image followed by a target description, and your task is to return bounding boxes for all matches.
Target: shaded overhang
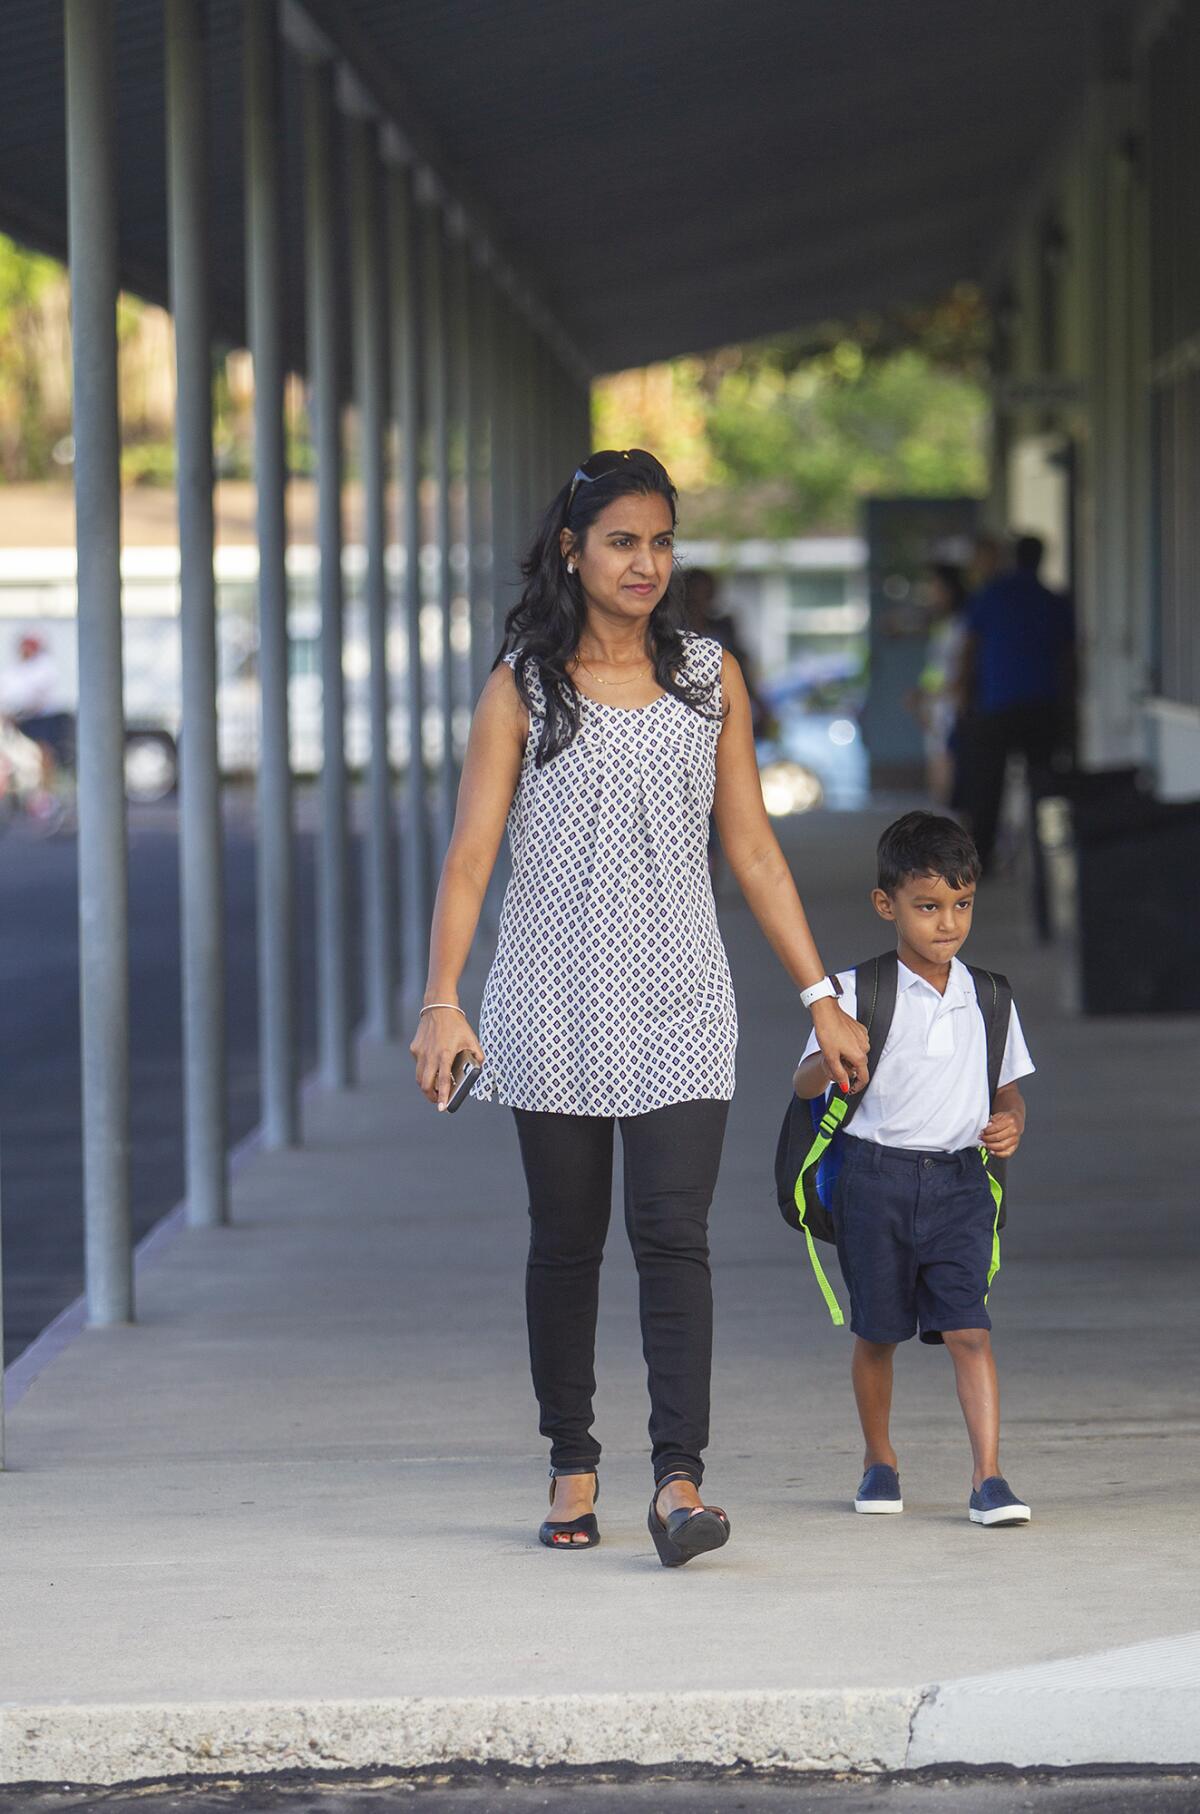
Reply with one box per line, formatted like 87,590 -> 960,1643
0,0 -> 1137,376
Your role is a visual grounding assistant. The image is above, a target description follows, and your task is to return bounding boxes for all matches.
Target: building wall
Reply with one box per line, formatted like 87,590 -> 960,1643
1144,0 -> 1200,795
990,5 -> 1197,800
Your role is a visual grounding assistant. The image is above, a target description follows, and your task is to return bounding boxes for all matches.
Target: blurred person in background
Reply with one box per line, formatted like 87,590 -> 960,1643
684,568 -> 770,740
685,568 -> 771,885
909,563 -> 969,806
967,532 -> 1006,593
0,633 -> 73,817
961,534 -> 1075,875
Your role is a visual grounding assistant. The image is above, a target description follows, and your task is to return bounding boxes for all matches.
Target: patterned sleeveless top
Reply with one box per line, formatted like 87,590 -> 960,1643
473,632 -> 738,1117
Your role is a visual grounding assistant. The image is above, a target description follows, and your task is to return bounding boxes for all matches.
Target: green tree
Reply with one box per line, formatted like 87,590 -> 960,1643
0,233 -> 63,480
593,288 -> 990,536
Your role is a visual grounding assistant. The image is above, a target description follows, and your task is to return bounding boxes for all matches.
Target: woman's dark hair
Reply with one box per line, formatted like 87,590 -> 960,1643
496,449 -> 721,766
877,811 -> 981,894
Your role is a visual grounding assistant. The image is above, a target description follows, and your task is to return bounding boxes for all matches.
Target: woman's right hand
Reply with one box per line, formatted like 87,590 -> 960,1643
410,1007 -> 485,1111
811,998 -> 870,1094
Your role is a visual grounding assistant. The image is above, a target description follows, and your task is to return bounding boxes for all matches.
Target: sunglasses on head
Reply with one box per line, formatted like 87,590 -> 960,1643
565,448 -> 665,512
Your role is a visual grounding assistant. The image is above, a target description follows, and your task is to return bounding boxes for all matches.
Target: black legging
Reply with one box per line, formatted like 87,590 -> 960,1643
512,1099 -> 730,1486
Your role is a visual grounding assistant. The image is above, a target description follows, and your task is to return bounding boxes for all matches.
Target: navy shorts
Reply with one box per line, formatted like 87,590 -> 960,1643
832,1135 -> 998,1345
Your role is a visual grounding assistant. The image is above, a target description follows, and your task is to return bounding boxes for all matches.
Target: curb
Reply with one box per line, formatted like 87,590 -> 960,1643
908,1631 -> 1200,1769
0,1690 -> 918,1785
4,1632 -> 1198,1786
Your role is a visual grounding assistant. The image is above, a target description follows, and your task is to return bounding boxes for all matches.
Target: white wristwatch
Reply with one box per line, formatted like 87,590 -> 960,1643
800,975 -> 842,1010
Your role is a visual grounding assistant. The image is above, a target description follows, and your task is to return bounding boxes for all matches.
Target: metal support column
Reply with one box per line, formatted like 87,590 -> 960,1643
469,253 -> 496,699
388,156 -> 431,1010
64,0 -> 131,1323
1,1136 -> 7,1467
486,282 -> 509,641
508,304 -> 531,586
420,187 -> 455,857
558,360 -> 574,475
244,0 -> 297,1148
167,0 -> 227,1224
349,116 -> 396,1040
547,345 -> 560,500
534,334 -> 553,505
522,317 -> 539,552
451,230 -> 480,706
302,56 -> 352,1088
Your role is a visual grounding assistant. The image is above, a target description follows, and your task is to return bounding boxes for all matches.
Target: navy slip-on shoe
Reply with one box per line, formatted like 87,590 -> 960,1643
854,1464 -> 903,1515
969,1475 -> 1031,1526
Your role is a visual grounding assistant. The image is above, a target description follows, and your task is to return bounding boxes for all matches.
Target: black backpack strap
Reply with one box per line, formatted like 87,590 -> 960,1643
966,964 -> 1013,1107
838,951 -> 898,1132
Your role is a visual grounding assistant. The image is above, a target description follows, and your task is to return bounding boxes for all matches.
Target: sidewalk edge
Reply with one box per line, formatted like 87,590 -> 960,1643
0,1689 -> 917,1786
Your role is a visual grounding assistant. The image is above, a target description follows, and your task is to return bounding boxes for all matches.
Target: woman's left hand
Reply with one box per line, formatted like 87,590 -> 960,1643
811,998 -> 870,1093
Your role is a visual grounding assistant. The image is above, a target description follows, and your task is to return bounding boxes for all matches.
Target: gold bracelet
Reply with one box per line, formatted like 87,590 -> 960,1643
419,1002 -> 466,1018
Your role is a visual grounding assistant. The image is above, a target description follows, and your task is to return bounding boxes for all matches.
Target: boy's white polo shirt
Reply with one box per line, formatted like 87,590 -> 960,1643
800,958 -> 1034,1153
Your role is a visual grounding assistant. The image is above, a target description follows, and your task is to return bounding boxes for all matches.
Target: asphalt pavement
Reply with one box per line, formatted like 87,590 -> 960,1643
3,1767 -> 1200,1813
0,788 -> 360,1361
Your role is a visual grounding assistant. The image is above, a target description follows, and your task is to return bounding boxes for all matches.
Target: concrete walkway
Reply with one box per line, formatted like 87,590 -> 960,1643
2,810 -> 1198,1784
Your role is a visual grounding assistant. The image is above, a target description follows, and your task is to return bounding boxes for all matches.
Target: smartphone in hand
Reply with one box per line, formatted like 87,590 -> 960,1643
446,1053 -> 482,1114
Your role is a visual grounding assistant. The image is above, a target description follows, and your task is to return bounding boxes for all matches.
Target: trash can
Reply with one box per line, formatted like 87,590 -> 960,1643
1041,774 -> 1200,1013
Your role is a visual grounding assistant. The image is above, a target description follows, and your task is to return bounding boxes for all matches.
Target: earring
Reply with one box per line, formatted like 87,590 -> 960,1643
566,560 -> 575,574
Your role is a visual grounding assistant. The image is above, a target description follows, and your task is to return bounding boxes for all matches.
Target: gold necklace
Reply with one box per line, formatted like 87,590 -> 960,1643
573,653 -> 651,689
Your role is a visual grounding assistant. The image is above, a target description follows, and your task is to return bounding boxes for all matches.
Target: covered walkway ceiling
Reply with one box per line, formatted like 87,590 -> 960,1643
1,0 -> 1135,373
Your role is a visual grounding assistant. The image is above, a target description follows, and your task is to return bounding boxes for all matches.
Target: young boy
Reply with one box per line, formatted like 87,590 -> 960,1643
793,812 -> 1035,1526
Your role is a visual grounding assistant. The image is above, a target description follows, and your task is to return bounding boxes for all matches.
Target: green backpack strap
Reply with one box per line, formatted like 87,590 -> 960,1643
793,1091 -> 850,1324
792,953 -> 899,1324
966,964 -> 1013,1295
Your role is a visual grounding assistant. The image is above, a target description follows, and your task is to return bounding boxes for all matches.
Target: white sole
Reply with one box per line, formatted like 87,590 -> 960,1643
854,1498 -> 903,1515
970,1504 -> 1031,1526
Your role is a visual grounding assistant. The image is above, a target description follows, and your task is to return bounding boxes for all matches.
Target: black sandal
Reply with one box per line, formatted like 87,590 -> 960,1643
648,1470 -> 731,1568
538,1470 -> 600,1550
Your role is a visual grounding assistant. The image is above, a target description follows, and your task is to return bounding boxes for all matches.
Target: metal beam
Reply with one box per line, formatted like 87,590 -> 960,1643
302,55 -> 353,1090
349,118 -> 396,1041
64,0 -> 132,1324
244,0 -> 298,1148
166,0 -> 228,1228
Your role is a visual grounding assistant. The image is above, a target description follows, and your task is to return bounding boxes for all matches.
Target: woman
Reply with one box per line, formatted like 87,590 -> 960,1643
410,449 -> 868,1566
912,563 -> 969,806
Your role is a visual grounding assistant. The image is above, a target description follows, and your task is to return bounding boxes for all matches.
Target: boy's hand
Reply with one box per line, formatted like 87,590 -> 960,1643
793,1051 -> 833,1100
982,1082 -> 1026,1158
980,1111 -> 1022,1158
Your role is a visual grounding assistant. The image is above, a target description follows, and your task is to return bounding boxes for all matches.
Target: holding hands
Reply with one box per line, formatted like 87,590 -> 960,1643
811,997 -> 871,1094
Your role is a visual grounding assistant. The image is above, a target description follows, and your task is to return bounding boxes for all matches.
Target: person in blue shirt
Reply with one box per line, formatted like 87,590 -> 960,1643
962,535 -> 1074,873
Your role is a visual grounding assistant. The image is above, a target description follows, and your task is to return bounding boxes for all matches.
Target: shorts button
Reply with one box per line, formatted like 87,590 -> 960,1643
922,1157 -> 934,1169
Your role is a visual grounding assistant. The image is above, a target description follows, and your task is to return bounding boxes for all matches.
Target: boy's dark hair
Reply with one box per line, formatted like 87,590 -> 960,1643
1014,533 -> 1044,572
877,812 -> 981,894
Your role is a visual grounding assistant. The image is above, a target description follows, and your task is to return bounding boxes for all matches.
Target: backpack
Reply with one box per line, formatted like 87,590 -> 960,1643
774,950 -> 1013,1325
